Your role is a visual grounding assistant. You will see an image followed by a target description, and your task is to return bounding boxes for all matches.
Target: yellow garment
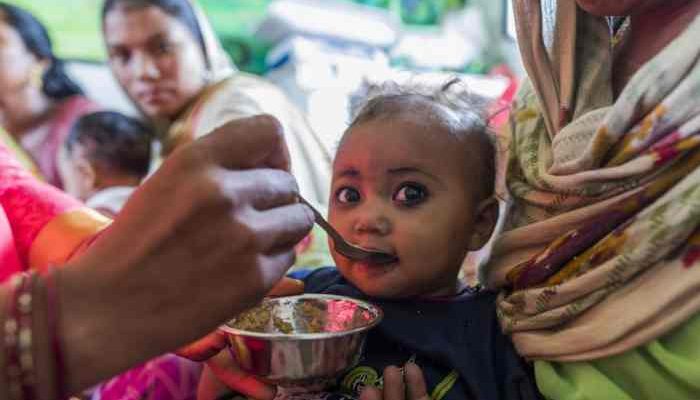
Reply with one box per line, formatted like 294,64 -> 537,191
30,207 -> 111,273
162,72 -> 332,207
0,128 -> 41,179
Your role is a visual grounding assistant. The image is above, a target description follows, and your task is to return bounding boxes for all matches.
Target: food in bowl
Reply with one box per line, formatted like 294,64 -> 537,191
219,294 -> 382,387
229,296 -> 376,335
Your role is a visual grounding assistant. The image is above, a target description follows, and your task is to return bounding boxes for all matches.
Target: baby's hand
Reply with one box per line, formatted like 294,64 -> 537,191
359,364 -> 429,400
203,351 -> 278,400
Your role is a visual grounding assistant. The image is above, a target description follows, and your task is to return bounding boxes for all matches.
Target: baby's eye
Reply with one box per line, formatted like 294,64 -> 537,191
393,183 -> 428,206
335,187 -> 361,204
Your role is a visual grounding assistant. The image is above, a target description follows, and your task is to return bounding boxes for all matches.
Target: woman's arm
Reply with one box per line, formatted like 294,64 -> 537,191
0,115 -> 314,398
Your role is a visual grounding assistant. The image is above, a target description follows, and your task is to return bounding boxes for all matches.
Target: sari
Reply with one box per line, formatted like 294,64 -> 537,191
0,140 -> 110,282
483,1 -> 700,398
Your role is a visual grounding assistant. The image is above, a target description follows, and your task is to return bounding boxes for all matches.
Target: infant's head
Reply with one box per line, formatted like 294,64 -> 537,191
59,111 -> 152,200
329,79 -> 499,299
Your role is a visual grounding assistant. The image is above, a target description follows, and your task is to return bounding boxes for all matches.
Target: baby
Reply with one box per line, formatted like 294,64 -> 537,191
208,79 -> 540,400
59,111 -> 152,217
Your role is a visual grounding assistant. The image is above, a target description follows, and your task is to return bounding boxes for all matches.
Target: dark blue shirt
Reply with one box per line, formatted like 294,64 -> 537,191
298,267 -> 541,400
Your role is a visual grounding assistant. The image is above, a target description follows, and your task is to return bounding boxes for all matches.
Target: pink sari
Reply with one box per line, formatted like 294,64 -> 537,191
93,354 -> 202,400
0,140 -> 110,281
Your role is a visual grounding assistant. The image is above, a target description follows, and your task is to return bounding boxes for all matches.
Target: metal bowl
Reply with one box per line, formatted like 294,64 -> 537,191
219,294 -> 382,388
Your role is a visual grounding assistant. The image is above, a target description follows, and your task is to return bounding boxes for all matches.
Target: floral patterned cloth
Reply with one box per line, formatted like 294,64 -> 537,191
485,2 -> 700,361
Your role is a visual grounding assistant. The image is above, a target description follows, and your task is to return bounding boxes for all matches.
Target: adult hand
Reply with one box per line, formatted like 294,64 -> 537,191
360,364 -> 430,400
182,277 -> 304,400
177,276 -> 304,361
56,115 -> 314,393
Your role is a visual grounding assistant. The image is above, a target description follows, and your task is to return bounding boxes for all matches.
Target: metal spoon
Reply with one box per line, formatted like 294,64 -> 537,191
298,196 -> 398,264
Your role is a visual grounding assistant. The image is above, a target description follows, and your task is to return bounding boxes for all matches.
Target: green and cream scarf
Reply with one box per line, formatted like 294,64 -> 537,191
485,1 -> 700,361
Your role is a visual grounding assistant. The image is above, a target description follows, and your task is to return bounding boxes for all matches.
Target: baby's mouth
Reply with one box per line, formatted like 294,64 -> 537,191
355,246 -> 399,266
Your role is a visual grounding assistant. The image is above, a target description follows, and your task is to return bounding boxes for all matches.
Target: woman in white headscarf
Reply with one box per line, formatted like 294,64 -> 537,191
100,0 -> 331,208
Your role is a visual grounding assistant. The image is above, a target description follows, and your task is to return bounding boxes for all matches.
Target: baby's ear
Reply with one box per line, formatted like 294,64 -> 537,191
467,197 -> 500,251
76,158 -> 97,189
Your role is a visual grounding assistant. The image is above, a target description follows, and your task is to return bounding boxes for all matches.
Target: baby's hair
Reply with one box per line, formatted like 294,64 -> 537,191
348,78 -> 497,200
66,111 -> 153,179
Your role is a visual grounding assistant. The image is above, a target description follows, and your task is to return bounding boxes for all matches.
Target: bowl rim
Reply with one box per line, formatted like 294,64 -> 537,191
219,293 -> 383,340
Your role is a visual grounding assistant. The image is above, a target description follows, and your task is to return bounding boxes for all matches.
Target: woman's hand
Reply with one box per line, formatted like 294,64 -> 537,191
183,276 -> 304,400
360,364 -> 430,400
177,276 -> 304,361
56,115 -> 314,393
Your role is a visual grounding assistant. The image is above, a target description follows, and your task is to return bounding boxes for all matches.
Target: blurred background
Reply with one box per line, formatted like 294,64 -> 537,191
7,0 -> 522,151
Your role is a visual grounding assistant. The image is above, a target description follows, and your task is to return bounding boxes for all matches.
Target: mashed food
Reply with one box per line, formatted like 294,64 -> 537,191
229,297 -> 375,334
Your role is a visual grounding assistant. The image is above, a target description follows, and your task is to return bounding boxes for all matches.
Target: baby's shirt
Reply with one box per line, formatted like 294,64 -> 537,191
296,267 -> 541,400
85,186 -> 136,218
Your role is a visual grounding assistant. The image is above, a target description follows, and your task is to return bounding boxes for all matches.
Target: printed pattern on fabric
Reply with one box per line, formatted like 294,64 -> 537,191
486,4 -> 700,361
92,354 -> 202,400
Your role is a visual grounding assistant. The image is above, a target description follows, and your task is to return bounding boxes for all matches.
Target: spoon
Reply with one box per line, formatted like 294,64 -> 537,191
298,196 -> 398,264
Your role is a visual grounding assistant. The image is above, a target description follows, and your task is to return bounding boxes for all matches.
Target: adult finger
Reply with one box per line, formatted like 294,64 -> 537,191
267,277 -> 304,297
405,363 -> 430,400
382,366 -> 406,400
248,203 -> 314,254
218,169 -> 300,211
252,250 -> 299,295
198,115 -> 291,171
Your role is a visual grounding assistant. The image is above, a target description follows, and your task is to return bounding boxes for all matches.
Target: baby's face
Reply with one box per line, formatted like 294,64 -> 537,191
328,117 -> 489,299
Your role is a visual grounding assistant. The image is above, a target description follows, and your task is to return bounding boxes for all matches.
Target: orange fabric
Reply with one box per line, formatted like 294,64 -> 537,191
28,207 -> 110,273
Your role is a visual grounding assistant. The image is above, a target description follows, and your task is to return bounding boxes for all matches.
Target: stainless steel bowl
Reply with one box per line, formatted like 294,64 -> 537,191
219,294 -> 383,388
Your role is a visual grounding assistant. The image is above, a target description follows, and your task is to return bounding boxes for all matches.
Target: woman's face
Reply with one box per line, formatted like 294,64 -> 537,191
0,17 -> 43,127
103,4 -> 207,120
574,0 -> 668,16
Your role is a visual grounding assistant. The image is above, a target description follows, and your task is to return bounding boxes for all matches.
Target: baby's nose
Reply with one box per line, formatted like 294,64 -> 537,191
353,214 -> 391,236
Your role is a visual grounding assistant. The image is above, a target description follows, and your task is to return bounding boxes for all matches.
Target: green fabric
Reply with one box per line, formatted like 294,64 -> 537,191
535,312 -> 700,400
